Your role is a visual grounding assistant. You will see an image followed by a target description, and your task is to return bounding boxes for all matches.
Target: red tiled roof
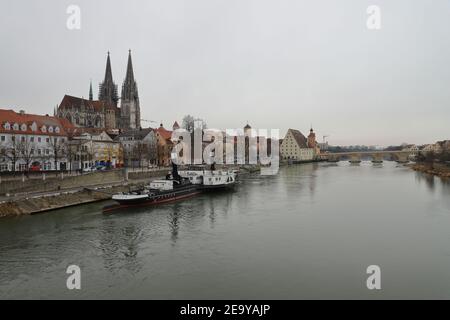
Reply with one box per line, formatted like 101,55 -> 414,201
0,109 -> 75,136
155,126 -> 173,140
288,129 -> 308,148
59,95 -> 117,112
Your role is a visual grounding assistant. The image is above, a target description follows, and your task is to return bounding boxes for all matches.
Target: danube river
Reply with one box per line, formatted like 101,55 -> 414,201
1,162 -> 449,299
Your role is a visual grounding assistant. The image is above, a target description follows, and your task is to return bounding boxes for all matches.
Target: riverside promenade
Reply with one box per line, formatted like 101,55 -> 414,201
0,165 -> 259,218
0,168 -> 169,217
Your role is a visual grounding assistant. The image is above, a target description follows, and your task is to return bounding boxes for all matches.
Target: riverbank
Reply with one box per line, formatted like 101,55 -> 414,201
410,163 -> 450,178
0,164 -> 261,218
0,181 -> 150,218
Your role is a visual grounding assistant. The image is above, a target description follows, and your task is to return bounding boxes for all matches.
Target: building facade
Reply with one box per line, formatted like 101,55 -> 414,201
0,109 -> 72,171
280,128 -> 315,161
115,128 -> 157,168
69,131 -> 123,170
155,124 -> 174,166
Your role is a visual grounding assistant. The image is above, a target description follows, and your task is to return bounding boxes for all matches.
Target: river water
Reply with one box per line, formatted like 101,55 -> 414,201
0,162 -> 449,299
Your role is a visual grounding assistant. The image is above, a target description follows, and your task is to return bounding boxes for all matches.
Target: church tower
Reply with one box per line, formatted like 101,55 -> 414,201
120,50 -> 141,129
307,127 -> 316,148
98,52 -> 119,107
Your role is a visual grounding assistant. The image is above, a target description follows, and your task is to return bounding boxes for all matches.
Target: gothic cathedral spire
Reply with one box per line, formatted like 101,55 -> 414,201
89,80 -> 93,101
98,51 -> 119,106
120,50 -> 141,129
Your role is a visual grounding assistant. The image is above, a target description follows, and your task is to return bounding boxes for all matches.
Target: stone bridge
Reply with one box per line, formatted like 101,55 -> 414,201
322,150 -> 417,163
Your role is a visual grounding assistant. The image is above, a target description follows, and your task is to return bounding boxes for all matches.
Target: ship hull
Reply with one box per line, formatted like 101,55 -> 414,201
103,186 -> 201,213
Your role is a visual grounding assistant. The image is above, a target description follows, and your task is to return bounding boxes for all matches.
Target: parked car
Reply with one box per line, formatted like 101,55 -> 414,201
83,166 -> 96,173
30,165 -> 41,172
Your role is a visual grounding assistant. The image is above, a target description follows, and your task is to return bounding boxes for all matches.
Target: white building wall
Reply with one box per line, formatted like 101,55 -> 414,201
0,133 -> 68,171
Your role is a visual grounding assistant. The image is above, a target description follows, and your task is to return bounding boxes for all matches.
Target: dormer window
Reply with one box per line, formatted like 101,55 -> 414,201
41,125 -> 47,133
21,124 -> 27,131
48,126 -> 54,133
13,123 -> 19,131
55,127 -> 60,133
30,122 -> 37,131
4,122 -> 10,130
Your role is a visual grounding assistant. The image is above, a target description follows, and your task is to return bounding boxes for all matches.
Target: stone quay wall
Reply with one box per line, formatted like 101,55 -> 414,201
0,170 -> 125,195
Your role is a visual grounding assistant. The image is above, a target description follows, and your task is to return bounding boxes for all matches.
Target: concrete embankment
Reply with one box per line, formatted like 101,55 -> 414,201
0,183 -> 149,218
0,165 -> 262,218
0,169 -> 169,218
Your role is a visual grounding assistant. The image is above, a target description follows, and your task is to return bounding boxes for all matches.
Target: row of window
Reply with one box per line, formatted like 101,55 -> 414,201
0,135 -> 65,144
3,122 -> 61,133
0,162 -> 57,171
0,147 -> 53,156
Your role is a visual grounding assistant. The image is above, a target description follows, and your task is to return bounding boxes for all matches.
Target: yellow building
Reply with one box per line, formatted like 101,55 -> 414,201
70,131 -> 123,169
280,128 -> 315,161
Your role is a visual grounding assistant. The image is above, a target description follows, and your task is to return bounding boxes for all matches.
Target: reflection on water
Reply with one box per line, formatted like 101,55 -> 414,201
0,162 -> 449,299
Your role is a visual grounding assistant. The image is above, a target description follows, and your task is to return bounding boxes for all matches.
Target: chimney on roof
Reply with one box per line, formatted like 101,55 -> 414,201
19,110 -> 25,115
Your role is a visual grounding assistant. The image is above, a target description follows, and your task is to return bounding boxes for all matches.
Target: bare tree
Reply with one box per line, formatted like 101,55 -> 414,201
133,142 -> 150,169
49,136 -> 67,171
66,140 -> 79,172
182,115 -> 207,132
148,140 -> 157,165
1,136 -> 20,173
104,144 -> 117,168
17,136 -> 36,174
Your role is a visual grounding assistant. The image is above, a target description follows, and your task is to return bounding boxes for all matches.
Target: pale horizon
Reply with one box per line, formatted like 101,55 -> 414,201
1,0 -> 449,146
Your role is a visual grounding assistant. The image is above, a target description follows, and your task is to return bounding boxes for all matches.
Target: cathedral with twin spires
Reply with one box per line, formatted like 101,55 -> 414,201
56,50 -> 141,131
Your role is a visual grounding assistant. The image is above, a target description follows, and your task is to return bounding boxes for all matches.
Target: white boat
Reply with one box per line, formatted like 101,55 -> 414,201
178,165 -> 237,190
112,193 -> 149,203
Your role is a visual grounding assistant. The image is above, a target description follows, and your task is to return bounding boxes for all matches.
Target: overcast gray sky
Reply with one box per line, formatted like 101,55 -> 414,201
1,0 -> 449,146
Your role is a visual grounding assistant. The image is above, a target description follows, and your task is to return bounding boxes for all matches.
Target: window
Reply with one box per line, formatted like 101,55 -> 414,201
38,149 -> 42,155
13,123 -> 19,130
46,138 -> 49,143
4,123 -> 10,130
45,149 -> 49,155
21,124 -> 27,131
30,137 -> 34,142
21,136 -> 25,142
38,137 -> 41,143
0,164 -> 8,171
55,127 -> 60,133
1,136 -> 4,142
41,126 -> 46,132
48,126 -> 53,133
11,136 -> 15,142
